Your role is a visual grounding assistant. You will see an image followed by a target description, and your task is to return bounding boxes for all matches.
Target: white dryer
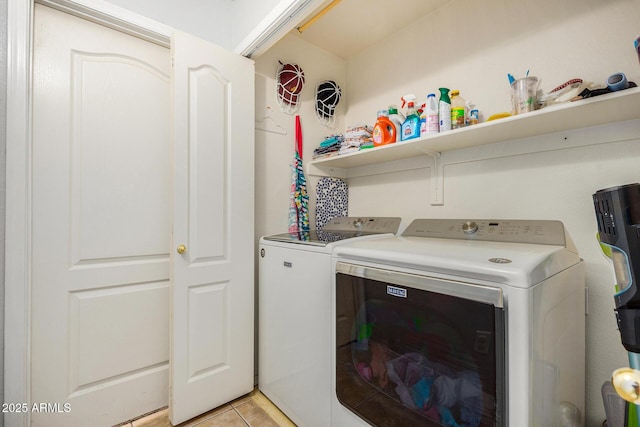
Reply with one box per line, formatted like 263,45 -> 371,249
331,219 -> 586,427
258,217 -> 401,427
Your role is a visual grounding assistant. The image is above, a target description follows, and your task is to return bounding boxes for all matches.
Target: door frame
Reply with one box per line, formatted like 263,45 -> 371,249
5,1 -> 172,425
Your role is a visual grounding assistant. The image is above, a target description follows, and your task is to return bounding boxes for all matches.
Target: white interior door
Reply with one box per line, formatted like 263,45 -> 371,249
170,30 -> 255,425
31,5 -> 171,426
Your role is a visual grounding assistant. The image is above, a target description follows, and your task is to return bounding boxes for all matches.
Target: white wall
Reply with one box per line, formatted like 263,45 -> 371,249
346,0 -> 640,124
339,0 -> 640,424
102,0 -> 283,51
255,0 -> 640,424
104,0 -> 233,48
231,0 -> 286,49
254,34 -> 347,241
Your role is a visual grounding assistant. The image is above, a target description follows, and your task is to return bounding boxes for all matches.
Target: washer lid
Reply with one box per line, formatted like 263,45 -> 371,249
262,216 -> 401,247
334,235 -> 581,288
263,230 -> 367,246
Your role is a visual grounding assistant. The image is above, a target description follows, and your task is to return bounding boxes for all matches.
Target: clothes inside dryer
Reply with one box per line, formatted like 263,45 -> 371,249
336,270 -> 503,427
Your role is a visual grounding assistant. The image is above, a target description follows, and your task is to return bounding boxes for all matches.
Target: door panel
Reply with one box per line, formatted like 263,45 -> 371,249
187,66 -> 227,261
31,5 -> 170,426
71,51 -> 170,262
187,282 -> 229,378
170,30 -> 255,425
68,282 -> 169,390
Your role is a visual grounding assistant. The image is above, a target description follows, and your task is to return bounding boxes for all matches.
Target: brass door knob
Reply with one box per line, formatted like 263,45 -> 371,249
176,244 -> 187,254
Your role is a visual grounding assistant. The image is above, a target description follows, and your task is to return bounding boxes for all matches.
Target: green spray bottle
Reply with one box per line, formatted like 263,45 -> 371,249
438,88 -> 451,132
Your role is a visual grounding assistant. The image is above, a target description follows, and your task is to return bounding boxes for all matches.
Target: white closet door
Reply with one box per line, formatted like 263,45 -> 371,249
169,30 -> 255,425
31,4 -> 171,426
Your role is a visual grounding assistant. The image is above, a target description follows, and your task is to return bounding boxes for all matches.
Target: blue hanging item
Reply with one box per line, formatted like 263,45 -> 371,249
288,115 -> 309,237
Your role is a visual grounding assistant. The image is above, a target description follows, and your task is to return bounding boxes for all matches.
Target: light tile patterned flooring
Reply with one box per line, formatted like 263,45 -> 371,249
116,389 -> 296,427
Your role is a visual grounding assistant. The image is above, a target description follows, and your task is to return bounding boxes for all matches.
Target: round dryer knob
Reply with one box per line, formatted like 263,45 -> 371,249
462,221 -> 478,234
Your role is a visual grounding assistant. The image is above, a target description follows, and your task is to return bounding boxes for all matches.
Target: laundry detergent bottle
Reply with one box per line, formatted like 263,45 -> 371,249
387,106 -> 404,142
438,88 -> 451,132
372,110 -> 396,146
400,94 -> 420,142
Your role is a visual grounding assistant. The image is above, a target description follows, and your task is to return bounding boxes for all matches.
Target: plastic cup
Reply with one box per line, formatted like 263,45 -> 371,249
511,77 -> 539,114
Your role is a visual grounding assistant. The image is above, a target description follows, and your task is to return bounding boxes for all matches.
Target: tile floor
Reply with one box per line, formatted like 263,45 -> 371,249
116,389 -> 296,427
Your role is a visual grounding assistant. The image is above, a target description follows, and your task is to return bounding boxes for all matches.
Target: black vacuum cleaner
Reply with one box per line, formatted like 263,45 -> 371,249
593,183 -> 640,425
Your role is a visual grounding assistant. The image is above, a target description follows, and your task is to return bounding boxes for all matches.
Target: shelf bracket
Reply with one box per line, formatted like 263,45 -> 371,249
415,148 -> 444,206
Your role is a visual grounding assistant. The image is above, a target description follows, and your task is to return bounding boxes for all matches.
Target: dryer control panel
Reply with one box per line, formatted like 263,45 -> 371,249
403,219 -> 571,247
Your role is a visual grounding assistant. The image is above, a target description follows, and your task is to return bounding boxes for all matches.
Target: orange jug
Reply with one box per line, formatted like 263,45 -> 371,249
372,110 -> 396,147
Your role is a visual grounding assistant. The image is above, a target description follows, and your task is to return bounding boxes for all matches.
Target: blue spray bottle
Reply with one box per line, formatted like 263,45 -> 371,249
400,94 -> 420,142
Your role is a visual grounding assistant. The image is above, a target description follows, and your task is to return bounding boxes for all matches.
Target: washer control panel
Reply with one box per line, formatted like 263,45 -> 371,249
403,219 -> 568,246
322,217 -> 402,234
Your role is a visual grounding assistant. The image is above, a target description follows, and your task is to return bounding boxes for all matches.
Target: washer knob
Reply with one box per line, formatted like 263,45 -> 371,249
462,221 -> 478,234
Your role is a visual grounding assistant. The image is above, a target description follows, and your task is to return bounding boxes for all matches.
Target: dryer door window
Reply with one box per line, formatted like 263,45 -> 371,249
335,263 -> 505,427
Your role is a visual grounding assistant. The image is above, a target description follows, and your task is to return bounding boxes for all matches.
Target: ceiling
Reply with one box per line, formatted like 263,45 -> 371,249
293,0 -> 451,59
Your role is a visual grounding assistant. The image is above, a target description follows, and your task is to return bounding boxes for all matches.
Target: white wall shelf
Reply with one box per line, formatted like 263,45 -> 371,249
307,86 -> 640,178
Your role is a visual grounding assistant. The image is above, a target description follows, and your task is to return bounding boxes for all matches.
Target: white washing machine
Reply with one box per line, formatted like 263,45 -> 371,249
258,217 -> 402,427
331,219 -> 586,427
